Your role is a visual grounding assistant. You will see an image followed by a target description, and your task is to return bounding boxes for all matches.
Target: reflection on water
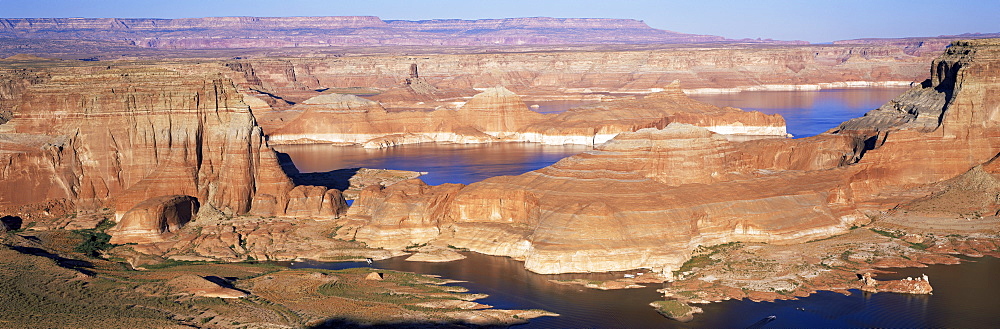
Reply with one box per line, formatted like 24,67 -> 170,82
292,252 -> 671,328
517,88 -> 910,138
694,257 -> 1000,328
689,88 -> 910,137
294,253 -> 1000,328
273,143 -> 591,185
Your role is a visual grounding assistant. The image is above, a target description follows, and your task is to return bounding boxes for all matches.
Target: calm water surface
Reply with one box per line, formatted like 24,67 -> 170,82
273,143 -> 591,185
281,88 -> 1000,327
295,254 -> 1000,328
689,88 -> 910,137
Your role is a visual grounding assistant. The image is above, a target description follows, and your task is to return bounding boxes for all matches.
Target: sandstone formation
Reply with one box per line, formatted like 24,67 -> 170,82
343,39 -> 1000,275
108,195 -> 198,244
0,215 -> 19,232
268,87 -> 542,147
166,274 -> 249,298
2,15 -> 992,114
836,33 -> 1000,56
0,62 -> 348,234
223,45 -> 934,112
269,83 -> 787,148
404,246 -> 468,262
859,272 -> 933,294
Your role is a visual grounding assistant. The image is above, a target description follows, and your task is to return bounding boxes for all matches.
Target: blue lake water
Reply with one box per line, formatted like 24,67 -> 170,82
273,142 -> 591,186
294,253 -> 1000,328
275,88 -> 911,186
279,87 -> 1000,327
689,87 -> 911,138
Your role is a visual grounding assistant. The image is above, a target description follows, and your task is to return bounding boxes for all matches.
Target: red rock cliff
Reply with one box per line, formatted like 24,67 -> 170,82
0,62 -> 342,223
343,39 -> 1000,275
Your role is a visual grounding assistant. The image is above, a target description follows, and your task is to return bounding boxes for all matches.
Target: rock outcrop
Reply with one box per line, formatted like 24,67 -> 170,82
268,87 -> 544,147
0,62 -> 347,229
836,33 -> 1000,56
166,274 -> 249,298
343,39 -> 1000,274
270,83 -> 787,148
344,121 -> 864,274
108,195 -> 198,244
859,272 -> 933,294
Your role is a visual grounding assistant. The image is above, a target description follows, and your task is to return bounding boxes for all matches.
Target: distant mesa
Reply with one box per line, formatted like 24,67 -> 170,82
0,16 -> 799,49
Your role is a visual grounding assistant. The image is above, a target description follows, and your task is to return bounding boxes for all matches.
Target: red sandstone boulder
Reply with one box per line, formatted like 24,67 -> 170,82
283,185 -> 348,220
108,195 -> 199,244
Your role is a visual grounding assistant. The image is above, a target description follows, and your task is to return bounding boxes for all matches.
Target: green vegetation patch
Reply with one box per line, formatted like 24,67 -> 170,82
674,242 -> 741,277
72,220 -> 116,258
870,228 -> 904,239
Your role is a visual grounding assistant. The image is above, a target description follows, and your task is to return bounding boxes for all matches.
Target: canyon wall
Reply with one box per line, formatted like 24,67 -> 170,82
267,83 -> 787,148
835,33 -> 1000,56
0,62 -> 346,230
221,44 -> 934,112
342,39 -> 1000,275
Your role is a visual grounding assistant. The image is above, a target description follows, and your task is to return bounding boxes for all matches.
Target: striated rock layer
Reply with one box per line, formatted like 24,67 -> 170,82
343,39 -> 1000,274
225,45 -> 934,106
108,195 -> 198,244
0,16 -> 755,49
269,83 -> 787,148
0,62 -> 347,242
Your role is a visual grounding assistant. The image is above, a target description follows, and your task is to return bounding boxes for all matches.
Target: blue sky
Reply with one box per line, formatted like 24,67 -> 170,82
0,0 -> 996,42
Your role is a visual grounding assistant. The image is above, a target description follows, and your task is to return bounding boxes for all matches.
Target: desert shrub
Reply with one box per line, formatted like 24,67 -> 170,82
73,230 -> 114,258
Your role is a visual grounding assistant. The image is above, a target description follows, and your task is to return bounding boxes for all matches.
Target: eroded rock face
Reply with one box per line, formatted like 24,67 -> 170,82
221,45 -> 934,108
0,62 -> 345,225
345,39 -> 1000,275
109,195 -> 198,244
270,83 -> 787,148
269,87 -> 543,147
345,123 -> 864,274
348,180 -> 465,249
516,81 -> 788,145
859,272 -> 933,294
840,39 -> 1000,203
283,186 -> 347,220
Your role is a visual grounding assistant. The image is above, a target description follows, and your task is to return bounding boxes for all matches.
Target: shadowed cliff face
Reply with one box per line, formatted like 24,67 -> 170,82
343,39 -> 1000,275
843,39 -> 1000,202
0,62 -> 345,231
